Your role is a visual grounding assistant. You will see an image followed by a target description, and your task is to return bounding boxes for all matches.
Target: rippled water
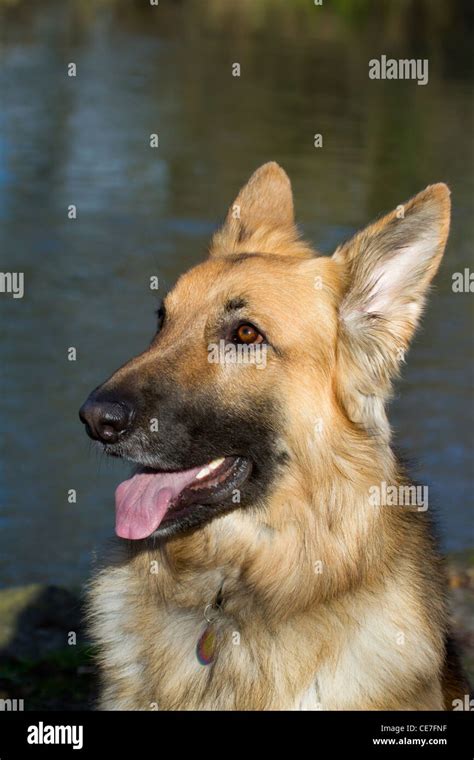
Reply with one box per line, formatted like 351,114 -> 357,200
0,1 -> 472,586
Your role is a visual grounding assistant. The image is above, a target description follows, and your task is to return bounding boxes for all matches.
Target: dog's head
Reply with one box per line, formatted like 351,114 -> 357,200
79,163 -> 450,540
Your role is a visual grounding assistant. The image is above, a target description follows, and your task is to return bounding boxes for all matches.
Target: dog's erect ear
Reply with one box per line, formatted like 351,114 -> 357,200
210,162 -> 301,257
333,184 -> 450,440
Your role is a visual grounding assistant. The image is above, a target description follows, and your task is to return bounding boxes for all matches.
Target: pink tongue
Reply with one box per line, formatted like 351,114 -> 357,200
115,465 -> 204,539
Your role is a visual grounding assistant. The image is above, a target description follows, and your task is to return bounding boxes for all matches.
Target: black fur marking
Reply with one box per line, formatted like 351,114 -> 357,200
224,297 -> 247,313
99,376 -> 288,539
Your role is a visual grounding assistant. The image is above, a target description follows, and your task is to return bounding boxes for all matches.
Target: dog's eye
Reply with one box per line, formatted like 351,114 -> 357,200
231,322 -> 264,345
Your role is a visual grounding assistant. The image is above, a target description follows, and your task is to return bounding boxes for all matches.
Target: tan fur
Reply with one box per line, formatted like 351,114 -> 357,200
88,163 -> 466,710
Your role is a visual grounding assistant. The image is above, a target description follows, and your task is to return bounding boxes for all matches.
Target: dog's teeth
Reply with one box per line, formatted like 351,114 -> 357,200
196,466 -> 211,480
208,457 -> 225,472
195,458 -> 225,481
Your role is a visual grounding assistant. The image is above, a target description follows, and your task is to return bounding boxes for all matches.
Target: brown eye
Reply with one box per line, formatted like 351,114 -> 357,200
232,323 -> 264,345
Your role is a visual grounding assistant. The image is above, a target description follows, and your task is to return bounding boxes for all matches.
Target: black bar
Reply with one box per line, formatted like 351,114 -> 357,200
0,710 -> 472,757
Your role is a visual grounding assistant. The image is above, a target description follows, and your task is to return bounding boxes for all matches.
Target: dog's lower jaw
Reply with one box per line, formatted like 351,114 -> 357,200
147,457 -> 254,539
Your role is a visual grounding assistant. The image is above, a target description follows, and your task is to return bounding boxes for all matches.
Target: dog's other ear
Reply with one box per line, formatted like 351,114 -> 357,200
333,184 -> 450,440
210,162 -> 303,257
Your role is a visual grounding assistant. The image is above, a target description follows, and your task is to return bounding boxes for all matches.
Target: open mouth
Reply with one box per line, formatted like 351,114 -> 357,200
115,456 -> 251,540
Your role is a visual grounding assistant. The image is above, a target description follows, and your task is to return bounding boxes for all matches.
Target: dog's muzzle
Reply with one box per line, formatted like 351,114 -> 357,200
79,391 -> 135,444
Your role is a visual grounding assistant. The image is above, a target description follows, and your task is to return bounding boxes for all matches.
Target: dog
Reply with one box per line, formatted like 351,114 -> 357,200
80,162 -> 468,710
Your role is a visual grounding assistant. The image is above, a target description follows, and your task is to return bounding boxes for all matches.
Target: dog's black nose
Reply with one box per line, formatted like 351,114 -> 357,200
79,394 -> 134,444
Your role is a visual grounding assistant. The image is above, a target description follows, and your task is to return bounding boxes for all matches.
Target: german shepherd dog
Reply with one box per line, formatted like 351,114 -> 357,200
80,163 -> 468,710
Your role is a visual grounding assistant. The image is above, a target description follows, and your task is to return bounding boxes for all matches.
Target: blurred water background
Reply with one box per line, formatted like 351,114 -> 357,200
0,0 -> 472,587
